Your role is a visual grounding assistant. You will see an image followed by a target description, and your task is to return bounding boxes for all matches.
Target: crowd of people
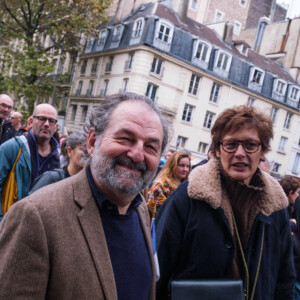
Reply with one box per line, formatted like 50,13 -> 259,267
0,91 -> 299,299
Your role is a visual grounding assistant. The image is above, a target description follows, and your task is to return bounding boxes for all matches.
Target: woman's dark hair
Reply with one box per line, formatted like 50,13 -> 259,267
280,176 -> 300,196
211,105 -> 273,155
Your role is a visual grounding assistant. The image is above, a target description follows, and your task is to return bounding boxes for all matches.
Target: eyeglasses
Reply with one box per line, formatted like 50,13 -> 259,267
219,139 -> 261,154
33,116 -> 57,125
0,103 -> 13,110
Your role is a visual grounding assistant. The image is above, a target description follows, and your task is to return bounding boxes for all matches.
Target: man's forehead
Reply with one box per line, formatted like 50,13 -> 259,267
35,106 -> 57,117
0,96 -> 13,106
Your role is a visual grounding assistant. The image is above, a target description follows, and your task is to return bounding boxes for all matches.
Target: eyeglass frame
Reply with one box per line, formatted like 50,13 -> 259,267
33,115 -> 57,125
219,139 -> 261,154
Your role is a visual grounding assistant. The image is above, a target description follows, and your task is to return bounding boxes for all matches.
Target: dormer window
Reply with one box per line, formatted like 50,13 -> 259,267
114,25 -> 121,37
250,68 -> 264,85
275,79 -> 287,95
132,18 -> 144,38
233,21 -> 241,35
158,23 -> 171,43
216,52 -> 231,71
289,86 -> 299,100
241,44 -> 248,55
98,29 -> 107,46
195,41 -> 210,62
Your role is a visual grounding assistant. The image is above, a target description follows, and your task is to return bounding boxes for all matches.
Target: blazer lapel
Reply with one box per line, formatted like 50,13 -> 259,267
74,170 -> 118,300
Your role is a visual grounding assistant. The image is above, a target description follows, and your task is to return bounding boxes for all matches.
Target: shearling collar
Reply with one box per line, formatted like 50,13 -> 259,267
188,158 -> 288,216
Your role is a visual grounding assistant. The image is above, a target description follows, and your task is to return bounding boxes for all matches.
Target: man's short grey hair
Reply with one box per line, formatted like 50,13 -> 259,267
82,92 -> 169,165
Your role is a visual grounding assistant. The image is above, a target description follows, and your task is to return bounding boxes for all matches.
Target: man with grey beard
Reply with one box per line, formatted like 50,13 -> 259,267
0,92 -> 168,300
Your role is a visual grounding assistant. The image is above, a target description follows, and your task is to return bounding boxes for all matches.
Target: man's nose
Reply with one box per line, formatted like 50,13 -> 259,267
43,119 -> 50,126
127,142 -> 144,162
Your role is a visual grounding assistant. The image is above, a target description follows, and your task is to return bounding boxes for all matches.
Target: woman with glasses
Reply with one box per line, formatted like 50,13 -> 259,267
156,105 -> 295,300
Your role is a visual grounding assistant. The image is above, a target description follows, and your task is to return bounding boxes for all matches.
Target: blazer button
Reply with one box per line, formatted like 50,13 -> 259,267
225,242 -> 232,249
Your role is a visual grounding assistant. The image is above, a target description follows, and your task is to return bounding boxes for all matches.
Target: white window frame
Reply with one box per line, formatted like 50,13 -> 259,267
146,83 -> 158,101
198,142 -> 208,154
98,29 -> 107,45
194,41 -> 211,63
292,153 -> 300,174
214,10 -> 224,22
150,57 -> 163,76
132,18 -> 144,38
182,104 -> 195,123
247,97 -> 256,106
289,86 -> 300,101
278,136 -> 287,152
177,136 -> 188,148
250,67 -> 265,85
215,51 -> 231,71
283,112 -> 292,129
203,111 -> 215,129
233,21 -> 241,35
188,74 -> 201,96
270,106 -> 278,123
209,83 -> 221,103
190,0 -> 198,10
272,162 -> 281,173
274,79 -> 287,96
156,20 -> 174,44
113,25 -> 121,37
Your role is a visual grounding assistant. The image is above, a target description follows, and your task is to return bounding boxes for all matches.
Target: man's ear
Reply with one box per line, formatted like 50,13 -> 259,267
28,116 -> 33,125
215,149 -> 220,158
87,128 -> 96,156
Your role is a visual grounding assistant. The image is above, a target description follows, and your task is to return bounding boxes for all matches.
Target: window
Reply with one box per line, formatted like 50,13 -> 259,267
188,74 -> 201,95
150,57 -> 163,75
190,0 -> 198,9
105,56 -> 113,72
240,0 -> 246,5
100,80 -> 109,97
278,137 -> 287,152
182,104 -> 195,122
270,107 -> 278,123
251,69 -> 264,85
195,42 -> 209,62
113,25 -> 122,41
146,83 -> 158,101
289,86 -> 299,100
209,83 -> 221,103
272,162 -> 281,173
123,79 -> 129,92
98,29 -> 107,45
71,105 -> 77,122
247,97 -> 256,106
132,19 -> 143,38
292,153 -> 300,174
216,52 -> 230,70
203,111 -> 215,129
86,80 -> 94,96
76,81 -> 83,96
214,10 -> 224,22
125,53 -> 134,70
91,58 -> 98,74
81,105 -> 88,123
283,112 -> 292,129
233,21 -> 241,35
275,80 -> 286,95
177,136 -> 187,148
198,142 -> 208,154
80,60 -> 87,75
241,44 -> 248,55
158,23 -> 171,43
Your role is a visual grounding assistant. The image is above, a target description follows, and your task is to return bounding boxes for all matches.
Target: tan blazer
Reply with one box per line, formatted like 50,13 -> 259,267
0,169 -> 155,299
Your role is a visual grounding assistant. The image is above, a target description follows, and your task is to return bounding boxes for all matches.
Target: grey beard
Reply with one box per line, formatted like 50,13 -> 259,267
91,152 -> 155,196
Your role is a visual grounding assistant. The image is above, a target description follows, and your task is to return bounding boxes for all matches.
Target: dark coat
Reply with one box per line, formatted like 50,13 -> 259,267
156,158 -> 295,300
0,120 -> 17,145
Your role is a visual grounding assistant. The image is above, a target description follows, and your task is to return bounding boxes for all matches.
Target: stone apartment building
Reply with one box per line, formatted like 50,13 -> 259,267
64,1 -> 300,178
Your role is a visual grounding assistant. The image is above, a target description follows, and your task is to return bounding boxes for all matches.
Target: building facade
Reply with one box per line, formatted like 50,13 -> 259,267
65,1 -> 300,178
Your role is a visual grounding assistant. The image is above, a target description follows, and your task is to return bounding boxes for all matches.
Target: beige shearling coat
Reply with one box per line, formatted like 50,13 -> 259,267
0,168 -> 155,299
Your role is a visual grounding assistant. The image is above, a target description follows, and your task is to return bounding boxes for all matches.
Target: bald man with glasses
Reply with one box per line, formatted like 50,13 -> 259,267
0,104 -> 59,220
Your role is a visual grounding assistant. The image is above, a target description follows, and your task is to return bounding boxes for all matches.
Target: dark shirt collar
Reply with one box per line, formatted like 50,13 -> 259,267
86,166 -> 142,215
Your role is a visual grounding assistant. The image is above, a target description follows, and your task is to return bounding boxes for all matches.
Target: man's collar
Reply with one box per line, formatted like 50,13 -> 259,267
86,166 -> 142,214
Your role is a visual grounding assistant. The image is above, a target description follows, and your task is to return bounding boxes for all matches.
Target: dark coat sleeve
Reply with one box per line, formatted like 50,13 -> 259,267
155,182 -> 190,300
